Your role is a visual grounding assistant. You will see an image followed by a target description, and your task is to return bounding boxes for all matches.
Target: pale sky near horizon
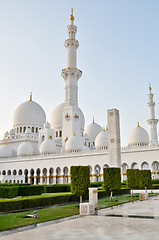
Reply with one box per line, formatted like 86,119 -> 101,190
0,0 -> 159,146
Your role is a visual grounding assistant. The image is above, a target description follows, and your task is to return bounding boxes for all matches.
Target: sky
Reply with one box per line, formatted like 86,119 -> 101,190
0,0 -> 159,146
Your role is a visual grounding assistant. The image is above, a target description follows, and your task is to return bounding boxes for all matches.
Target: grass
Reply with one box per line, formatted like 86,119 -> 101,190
0,193 -> 158,232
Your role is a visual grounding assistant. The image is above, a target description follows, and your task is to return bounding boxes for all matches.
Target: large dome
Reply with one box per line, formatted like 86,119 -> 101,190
84,120 -> 102,140
50,102 -> 85,131
129,124 -> 149,146
95,129 -> 108,150
13,100 -> 46,127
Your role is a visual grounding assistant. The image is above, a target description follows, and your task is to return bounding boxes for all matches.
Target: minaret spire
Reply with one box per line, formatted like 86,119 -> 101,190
147,83 -> 158,145
70,8 -> 74,24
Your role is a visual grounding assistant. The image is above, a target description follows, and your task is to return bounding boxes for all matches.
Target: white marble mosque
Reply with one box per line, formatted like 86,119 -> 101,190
0,9 -> 159,184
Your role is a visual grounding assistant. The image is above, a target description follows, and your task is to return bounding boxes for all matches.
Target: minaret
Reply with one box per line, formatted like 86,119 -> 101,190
61,8 -> 82,106
61,9 -> 83,150
147,83 -> 158,145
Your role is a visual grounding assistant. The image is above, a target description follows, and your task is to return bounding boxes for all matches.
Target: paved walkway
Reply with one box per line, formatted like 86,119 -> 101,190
1,196 -> 159,240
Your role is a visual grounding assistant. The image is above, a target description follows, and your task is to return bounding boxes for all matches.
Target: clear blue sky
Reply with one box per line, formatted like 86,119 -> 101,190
0,0 -> 159,146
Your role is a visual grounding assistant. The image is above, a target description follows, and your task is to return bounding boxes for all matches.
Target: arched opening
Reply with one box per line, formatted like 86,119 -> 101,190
36,168 -> 41,184
141,162 -> 150,170
94,165 -> 101,182
7,170 -> 11,175
63,167 -> 68,184
49,135 -> 52,140
30,169 -> 34,184
56,167 -> 61,184
122,163 -> 129,181
24,169 -> 28,183
103,164 -> 109,168
42,135 -> 45,142
18,169 -> 22,175
88,165 -> 92,181
2,170 -> 6,175
131,162 -> 139,169
13,169 -> 17,175
152,161 -> 159,179
49,168 -> 53,184
42,168 -> 47,184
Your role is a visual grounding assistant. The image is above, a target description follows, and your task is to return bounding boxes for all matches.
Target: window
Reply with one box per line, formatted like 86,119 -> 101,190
32,127 -> 34,133
24,127 -> 26,132
20,127 -> 22,133
56,131 -> 58,138
36,127 -> 38,133
59,131 -> 62,137
17,128 -> 19,133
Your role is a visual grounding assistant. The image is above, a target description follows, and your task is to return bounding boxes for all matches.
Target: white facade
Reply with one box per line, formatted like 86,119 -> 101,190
0,10 -> 159,184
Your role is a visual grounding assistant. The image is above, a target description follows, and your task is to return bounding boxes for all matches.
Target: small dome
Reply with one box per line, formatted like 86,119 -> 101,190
4,131 -> 9,138
25,128 -> 31,134
0,145 -> 12,158
44,121 -> 51,129
13,100 -> 46,127
9,128 -> 15,135
84,120 -> 102,140
17,141 -> 33,157
129,124 -> 149,146
95,129 -> 108,150
40,139 -> 56,154
65,134 -> 83,152
50,102 -> 85,131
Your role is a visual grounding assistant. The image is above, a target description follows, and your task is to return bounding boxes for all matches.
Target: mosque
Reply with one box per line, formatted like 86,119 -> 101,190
0,10 -> 159,184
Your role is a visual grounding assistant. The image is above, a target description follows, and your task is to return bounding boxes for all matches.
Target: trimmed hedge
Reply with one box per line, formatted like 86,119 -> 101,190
152,179 -> 159,185
0,186 -> 19,198
152,184 -> 159,189
127,169 -> 140,189
90,181 -> 103,187
140,170 -> 152,189
18,185 -> 44,196
103,167 -> 121,191
70,166 -> 90,198
0,193 -> 79,212
98,188 -> 130,198
45,184 -> 70,193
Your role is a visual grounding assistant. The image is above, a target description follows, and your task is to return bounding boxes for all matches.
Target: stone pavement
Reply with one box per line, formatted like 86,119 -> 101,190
1,196 -> 159,240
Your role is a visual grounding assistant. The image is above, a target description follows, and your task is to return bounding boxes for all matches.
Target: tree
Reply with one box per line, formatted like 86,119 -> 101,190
103,167 -> 121,201
70,166 -> 90,203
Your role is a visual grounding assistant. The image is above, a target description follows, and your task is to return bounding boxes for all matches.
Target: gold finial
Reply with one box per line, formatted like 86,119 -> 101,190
25,139 -> 27,142
106,125 -> 108,131
149,82 -> 152,92
48,136 -> 50,140
137,122 -> 140,127
30,92 -> 32,101
93,116 -> 94,123
70,8 -> 74,21
73,131 -> 75,136
103,127 -> 105,132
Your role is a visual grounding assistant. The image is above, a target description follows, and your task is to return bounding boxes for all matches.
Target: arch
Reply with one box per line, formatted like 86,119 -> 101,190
2,170 -> 6,175
18,169 -> 22,175
36,168 -> 41,184
152,161 -> 159,179
42,135 -> 45,142
30,168 -> 34,184
141,162 -> 150,170
13,169 -> 17,175
131,162 -> 139,169
63,167 -> 68,184
49,135 -> 52,140
42,168 -> 47,184
24,169 -> 28,183
122,163 -> 129,181
103,164 -> 109,169
56,167 -> 61,184
94,165 -> 101,182
7,170 -> 11,175
49,167 -> 53,184
88,165 -> 92,173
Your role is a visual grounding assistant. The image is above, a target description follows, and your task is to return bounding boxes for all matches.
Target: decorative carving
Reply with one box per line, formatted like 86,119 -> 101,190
65,113 -> 70,120
74,114 -> 79,119
109,112 -> 113,116
110,139 -> 114,143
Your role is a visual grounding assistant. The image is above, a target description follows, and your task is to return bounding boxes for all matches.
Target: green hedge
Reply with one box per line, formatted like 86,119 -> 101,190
140,170 -> 152,189
152,184 -> 159,189
0,193 -> 79,212
127,169 -> 140,189
70,166 -> 90,198
103,167 -> 121,191
0,186 -> 19,198
90,181 -> 103,187
44,184 -> 70,193
18,185 -> 44,196
98,188 -> 130,198
152,179 -> 159,184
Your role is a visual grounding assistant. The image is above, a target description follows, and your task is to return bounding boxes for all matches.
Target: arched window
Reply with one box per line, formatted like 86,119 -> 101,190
7,170 -> 11,175
36,168 -> 41,184
32,127 -> 34,133
18,169 -> 22,175
20,127 -> 22,133
59,131 -> 62,137
42,168 -> 47,184
30,168 -> 34,184
49,168 -> 54,184
63,167 -> 68,184
56,167 -> 61,184
36,127 -> 38,133
24,169 -> 28,183
13,169 -> 17,175
42,135 -> 45,142
23,127 -> 26,133
56,131 -> 58,138
49,135 -> 52,140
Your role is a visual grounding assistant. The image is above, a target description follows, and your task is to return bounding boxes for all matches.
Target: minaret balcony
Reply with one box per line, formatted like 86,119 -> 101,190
65,39 -> 79,48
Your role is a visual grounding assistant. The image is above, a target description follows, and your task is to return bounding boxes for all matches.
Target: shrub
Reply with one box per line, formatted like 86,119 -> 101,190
18,185 -> 44,196
103,167 -> 121,192
127,169 -> 140,189
45,184 -> 70,193
0,186 -> 19,198
152,179 -> 159,185
70,166 -> 90,202
152,184 -> 159,189
139,170 -> 152,189
90,181 -> 103,187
